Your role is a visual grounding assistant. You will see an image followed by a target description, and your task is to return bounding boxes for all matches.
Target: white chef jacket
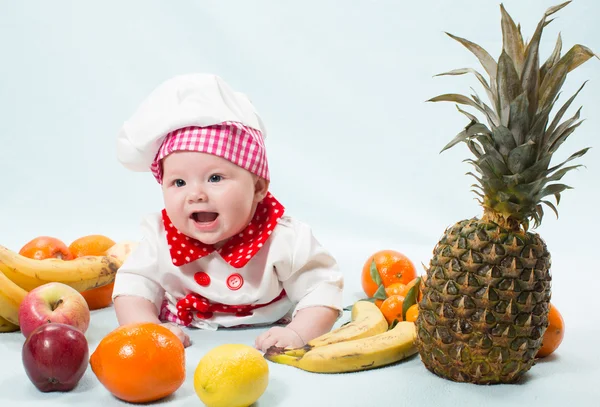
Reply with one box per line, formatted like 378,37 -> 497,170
112,213 -> 344,330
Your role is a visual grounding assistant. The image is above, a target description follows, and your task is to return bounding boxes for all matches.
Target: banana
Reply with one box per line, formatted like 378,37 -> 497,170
0,315 -> 19,333
0,268 -> 28,325
283,300 -> 388,357
0,245 -> 122,292
265,321 -> 418,373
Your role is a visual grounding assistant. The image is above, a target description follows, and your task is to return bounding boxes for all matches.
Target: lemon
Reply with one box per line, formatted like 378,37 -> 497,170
194,344 -> 269,407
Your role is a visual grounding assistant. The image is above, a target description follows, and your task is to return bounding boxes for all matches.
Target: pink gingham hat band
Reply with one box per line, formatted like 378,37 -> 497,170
150,121 -> 270,183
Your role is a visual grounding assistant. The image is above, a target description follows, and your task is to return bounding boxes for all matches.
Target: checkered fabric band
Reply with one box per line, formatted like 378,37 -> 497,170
150,121 -> 269,183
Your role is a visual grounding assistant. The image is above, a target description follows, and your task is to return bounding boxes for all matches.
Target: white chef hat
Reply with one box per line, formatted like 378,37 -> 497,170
116,73 -> 268,177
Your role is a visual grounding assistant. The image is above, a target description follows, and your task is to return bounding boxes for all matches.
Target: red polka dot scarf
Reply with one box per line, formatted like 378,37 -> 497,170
161,193 -> 285,268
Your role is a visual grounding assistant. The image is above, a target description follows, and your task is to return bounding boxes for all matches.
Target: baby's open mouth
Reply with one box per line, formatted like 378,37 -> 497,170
191,212 -> 219,223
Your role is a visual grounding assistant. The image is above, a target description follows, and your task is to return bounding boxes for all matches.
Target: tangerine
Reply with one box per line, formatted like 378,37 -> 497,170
379,295 -> 405,325
386,277 -> 423,300
537,303 -> 565,358
385,282 -> 406,297
69,235 -> 116,310
405,304 -> 419,322
361,250 -> 417,297
81,283 -> 115,310
68,234 -> 116,258
90,323 -> 185,403
19,236 -> 73,260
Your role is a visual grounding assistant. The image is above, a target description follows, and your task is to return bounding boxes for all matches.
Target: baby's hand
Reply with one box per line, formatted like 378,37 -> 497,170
255,326 -> 304,352
160,322 -> 191,348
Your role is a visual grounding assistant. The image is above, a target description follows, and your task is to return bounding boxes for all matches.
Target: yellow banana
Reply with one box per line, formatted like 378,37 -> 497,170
265,321 -> 417,373
0,245 -> 121,292
283,300 -> 388,357
0,315 -> 19,333
0,268 -> 28,325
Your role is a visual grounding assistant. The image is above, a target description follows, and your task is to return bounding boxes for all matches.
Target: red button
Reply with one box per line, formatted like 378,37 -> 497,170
196,311 -> 213,319
226,273 -> 244,290
194,272 -> 211,287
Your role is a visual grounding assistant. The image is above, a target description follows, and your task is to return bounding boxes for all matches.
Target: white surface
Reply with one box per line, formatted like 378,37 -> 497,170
1,0 -> 599,406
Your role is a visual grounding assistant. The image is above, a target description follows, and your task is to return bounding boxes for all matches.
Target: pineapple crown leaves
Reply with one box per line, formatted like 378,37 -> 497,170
429,1 -> 598,230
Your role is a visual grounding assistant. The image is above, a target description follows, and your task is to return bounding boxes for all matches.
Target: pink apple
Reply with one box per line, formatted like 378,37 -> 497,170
19,282 -> 90,338
22,323 -> 89,392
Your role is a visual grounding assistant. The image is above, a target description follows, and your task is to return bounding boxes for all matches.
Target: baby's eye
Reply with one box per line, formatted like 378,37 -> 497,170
174,179 -> 186,187
208,174 -> 222,183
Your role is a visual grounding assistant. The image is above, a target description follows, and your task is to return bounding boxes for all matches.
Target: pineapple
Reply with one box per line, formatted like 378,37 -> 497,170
416,1 -> 598,384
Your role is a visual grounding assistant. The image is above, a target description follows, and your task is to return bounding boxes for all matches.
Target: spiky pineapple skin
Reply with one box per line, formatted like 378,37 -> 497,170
416,218 -> 551,384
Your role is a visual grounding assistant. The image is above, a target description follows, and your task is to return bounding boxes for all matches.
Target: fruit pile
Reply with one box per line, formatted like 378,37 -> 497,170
0,235 -> 136,392
0,235 -> 133,334
19,235 -> 138,310
0,242 -> 568,401
361,248 -> 564,361
266,248 -> 565,376
360,249 -> 423,324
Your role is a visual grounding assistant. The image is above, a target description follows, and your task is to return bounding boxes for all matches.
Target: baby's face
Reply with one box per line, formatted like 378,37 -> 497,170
161,151 -> 268,246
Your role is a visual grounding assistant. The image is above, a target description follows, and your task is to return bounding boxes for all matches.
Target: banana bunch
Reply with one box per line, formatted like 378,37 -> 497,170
0,268 -> 27,332
0,244 -> 122,332
284,300 -> 389,358
0,315 -> 19,333
264,300 -> 418,373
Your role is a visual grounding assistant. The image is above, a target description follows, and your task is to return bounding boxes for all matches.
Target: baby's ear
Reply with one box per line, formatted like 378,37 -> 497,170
254,177 -> 270,203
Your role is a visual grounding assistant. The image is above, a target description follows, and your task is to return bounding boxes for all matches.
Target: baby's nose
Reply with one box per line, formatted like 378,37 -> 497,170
187,189 -> 207,202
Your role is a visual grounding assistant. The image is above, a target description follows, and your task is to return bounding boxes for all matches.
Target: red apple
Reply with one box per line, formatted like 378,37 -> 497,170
22,323 -> 89,392
19,282 -> 90,338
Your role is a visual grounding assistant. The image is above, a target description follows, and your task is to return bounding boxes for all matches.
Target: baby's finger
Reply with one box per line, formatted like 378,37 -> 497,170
254,330 -> 271,350
183,334 -> 191,347
259,335 -> 279,353
163,324 -> 190,347
274,339 -> 292,349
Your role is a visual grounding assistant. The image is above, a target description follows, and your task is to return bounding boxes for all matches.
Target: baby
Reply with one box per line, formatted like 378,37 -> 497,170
112,73 -> 344,351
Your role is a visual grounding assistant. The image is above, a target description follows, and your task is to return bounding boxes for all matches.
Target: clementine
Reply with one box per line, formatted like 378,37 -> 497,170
386,277 -> 422,300
69,234 -> 116,310
361,249 -> 417,297
385,282 -> 406,297
379,295 -> 405,325
536,303 -> 565,358
81,283 -> 115,310
19,236 -> 73,260
405,304 -> 419,322
68,234 -> 116,258
90,323 -> 186,403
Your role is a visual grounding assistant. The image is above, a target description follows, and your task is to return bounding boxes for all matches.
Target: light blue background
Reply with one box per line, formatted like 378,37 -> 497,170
0,1 -> 599,406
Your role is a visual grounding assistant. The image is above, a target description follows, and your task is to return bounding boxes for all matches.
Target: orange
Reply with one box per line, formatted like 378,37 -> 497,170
537,303 -> 565,358
90,323 -> 186,403
379,295 -> 405,325
19,236 -> 73,260
361,249 -> 417,297
81,283 -> 115,310
386,277 -> 423,299
385,282 -> 406,297
405,304 -> 419,322
68,234 -> 116,258
69,235 -> 116,310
